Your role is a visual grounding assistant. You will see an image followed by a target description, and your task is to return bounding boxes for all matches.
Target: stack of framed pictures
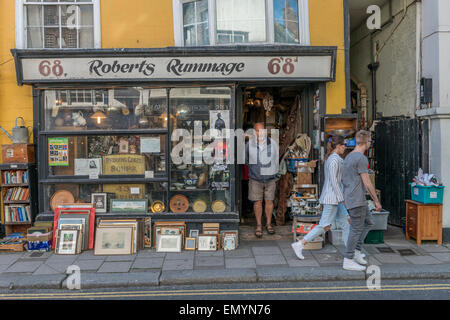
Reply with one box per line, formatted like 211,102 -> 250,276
153,221 -> 186,252
53,206 -> 96,251
221,230 -> 238,251
55,226 -> 83,255
201,222 -> 220,249
94,219 -> 139,255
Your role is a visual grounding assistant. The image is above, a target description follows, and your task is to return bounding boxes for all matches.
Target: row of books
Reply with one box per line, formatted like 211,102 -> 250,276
3,187 -> 30,201
2,170 -> 29,185
4,205 -> 31,223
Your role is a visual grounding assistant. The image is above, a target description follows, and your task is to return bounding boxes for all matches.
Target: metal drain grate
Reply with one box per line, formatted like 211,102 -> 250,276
376,247 -> 395,253
397,249 -> 416,256
29,252 -> 44,257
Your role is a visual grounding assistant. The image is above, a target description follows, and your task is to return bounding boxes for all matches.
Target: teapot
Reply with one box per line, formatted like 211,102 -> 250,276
72,111 -> 87,126
0,117 -> 32,144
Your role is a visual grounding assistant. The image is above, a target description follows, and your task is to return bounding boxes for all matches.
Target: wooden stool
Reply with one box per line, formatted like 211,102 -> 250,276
405,200 -> 442,245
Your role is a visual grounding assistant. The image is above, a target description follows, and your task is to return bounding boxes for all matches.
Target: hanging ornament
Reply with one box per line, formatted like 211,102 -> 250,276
263,93 -> 274,117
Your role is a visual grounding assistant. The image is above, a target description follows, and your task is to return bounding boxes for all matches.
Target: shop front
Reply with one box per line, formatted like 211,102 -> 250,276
11,46 -> 336,250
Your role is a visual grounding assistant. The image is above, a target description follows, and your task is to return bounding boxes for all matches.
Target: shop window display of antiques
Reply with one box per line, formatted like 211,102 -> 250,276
45,88 -> 167,130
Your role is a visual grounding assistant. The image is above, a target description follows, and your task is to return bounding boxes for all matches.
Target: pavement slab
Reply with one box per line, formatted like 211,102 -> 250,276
32,264 -> 61,275
418,244 -> 450,253
20,251 -> 53,260
429,252 -> 450,262
162,258 -> 194,271
403,255 -> 443,265
97,261 -> 132,273
165,252 -> 195,260
256,266 -> 365,282
225,257 -> 256,269
252,246 -> 282,256
137,251 -> 166,258
194,256 -> 225,268
0,253 -> 23,266
74,259 -> 104,271
4,261 -> 43,274
132,257 -> 164,270
384,240 -> 416,248
46,255 -> 78,265
160,268 -> 257,285
48,262 -> 80,273
312,253 -> 344,266
224,248 -> 253,258
62,272 -> 160,289
76,250 -> 108,260
286,258 -> 320,267
105,254 -> 137,262
195,250 -> 224,257
373,253 -> 409,264
254,254 -> 287,266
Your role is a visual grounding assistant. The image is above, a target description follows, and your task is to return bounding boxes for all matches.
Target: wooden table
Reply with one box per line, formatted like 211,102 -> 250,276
405,200 -> 442,245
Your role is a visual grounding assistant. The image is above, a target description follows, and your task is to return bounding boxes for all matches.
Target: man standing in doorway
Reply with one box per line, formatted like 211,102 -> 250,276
245,123 -> 279,238
342,130 -> 381,271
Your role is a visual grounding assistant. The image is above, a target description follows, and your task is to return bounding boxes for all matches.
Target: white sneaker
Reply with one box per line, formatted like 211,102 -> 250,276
354,250 -> 368,265
291,241 -> 305,260
355,249 -> 366,258
343,258 -> 366,271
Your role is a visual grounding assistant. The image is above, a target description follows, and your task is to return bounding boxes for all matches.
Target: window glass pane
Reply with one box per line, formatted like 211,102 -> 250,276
47,134 -> 166,177
44,27 -> 60,48
183,0 -> 209,46
43,183 -> 168,213
79,26 -> 94,47
79,5 -> 93,26
169,87 -> 232,213
26,27 -> 44,48
61,27 -> 78,48
26,5 -> 43,27
43,5 -> 59,26
274,0 -> 299,43
216,0 -> 266,44
45,89 -> 168,131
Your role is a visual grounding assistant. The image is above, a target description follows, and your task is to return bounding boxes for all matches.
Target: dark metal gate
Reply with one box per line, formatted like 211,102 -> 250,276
375,118 -> 420,226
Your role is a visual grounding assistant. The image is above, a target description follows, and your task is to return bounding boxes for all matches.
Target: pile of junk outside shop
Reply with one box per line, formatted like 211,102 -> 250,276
0,46 -> 384,256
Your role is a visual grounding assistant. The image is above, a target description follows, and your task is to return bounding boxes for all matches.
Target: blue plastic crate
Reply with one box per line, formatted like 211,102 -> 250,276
410,183 -> 445,204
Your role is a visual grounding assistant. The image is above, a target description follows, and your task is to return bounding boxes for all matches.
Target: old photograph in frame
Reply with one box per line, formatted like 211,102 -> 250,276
55,229 -> 79,255
157,234 -> 182,253
91,193 -> 107,213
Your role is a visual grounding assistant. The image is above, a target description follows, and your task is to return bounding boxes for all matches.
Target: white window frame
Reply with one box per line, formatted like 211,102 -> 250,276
15,0 -> 101,49
173,0 -> 310,46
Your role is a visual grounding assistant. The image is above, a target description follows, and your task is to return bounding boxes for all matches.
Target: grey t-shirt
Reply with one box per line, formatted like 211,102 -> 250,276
342,151 -> 369,210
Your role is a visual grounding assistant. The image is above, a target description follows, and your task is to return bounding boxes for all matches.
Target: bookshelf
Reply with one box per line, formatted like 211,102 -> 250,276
0,163 -> 37,235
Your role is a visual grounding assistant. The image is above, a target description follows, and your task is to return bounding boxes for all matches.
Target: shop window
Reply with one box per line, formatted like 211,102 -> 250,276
173,0 -> 310,46
47,134 -> 166,177
43,182 -> 168,213
169,87 -> 232,213
44,88 -> 168,131
16,0 -> 101,49
39,86 -> 235,214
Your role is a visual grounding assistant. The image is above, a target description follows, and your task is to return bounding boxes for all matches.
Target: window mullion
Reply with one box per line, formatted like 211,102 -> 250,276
267,0 -> 274,43
42,3 -> 45,48
59,5 -> 62,48
209,0 -> 215,45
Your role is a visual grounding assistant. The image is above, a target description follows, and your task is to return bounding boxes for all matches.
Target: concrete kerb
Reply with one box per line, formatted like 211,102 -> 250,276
159,268 -> 257,286
61,271 -> 160,289
256,266 -> 366,282
0,274 -> 67,290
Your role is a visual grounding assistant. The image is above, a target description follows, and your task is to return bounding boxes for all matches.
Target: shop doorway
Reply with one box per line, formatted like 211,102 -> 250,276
237,84 -> 320,234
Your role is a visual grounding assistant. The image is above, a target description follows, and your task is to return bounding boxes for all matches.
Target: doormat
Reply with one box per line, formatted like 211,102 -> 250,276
396,249 -> 417,256
376,247 -> 395,253
29,252 -> 44,257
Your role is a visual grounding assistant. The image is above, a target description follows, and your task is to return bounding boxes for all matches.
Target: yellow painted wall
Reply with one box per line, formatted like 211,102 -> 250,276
0,0 -> 346,147
309,0 -> 346,114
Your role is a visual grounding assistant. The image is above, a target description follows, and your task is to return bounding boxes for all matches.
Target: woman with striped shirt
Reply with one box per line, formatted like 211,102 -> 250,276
291,136 -> 351,260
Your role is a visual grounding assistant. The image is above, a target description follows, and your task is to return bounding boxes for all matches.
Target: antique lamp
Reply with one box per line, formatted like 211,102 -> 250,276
90,111 -> 107,124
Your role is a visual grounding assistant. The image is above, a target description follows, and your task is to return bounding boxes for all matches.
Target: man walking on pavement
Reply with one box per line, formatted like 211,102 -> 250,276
342,130 -> 381,271
245,122 -> 279,238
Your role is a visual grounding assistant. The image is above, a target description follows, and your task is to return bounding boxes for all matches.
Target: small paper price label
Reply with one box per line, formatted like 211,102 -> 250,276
89,171 -> 99,180
145,171 -> 154,179
414,188 -> 419,195
130,187 -> 140,194
430,192 -> 438,199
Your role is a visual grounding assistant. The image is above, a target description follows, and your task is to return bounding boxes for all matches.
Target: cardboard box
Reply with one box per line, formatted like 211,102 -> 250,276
1,144 -> 35,163
293,222 -> 318,235
294,235 -> 323,250
296,161 -> 317,169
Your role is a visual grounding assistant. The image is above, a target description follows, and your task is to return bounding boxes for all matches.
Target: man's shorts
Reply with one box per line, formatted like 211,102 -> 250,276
248,179 -> 277,201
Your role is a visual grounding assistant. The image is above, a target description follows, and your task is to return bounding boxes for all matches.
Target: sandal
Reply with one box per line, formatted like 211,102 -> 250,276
266,224 -> 275,235
255,225 -> 263,238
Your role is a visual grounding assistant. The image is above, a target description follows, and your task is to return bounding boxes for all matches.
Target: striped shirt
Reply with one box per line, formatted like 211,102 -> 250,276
319,153 -> 345,205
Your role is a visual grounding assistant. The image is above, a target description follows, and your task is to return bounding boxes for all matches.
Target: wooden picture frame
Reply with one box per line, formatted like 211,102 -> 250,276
223,235 -> 236,251
189,229 -> 199,238
185,237 -> 196,250
197,234 -> 217,251
91,193 -> 107,213
94,226 -> 134,255
110,199 -> 148,213
55,228 -> 79,255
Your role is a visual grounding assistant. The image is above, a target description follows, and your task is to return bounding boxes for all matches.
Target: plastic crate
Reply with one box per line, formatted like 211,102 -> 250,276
410,183 -> 445,204
364,230 -> 384,244
370,209 -> 390,230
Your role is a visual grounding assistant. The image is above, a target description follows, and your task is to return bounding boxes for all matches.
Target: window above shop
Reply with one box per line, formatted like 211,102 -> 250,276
15,0 -> 101,49
173,0 -> 310,46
